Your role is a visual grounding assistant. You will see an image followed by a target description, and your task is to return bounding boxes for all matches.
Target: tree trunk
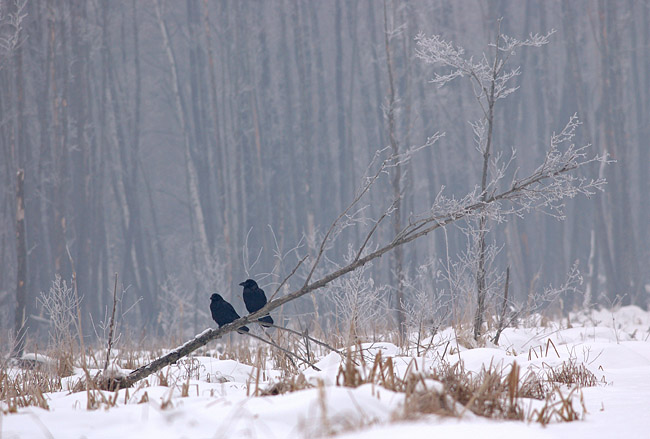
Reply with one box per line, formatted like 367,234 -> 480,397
13,169 -> 27,357
155,0 -> 211,265
13,34 -> 29,356
383,0 -> 406,340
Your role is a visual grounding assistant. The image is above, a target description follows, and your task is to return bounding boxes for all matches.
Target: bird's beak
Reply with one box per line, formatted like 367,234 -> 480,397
238,282 -> 245,286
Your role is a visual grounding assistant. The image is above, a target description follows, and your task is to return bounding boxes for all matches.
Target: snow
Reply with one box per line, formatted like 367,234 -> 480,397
3,306 -> 650,438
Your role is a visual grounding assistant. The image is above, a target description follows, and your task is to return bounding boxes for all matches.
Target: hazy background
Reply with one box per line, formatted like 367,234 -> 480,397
1,0 -> 647,345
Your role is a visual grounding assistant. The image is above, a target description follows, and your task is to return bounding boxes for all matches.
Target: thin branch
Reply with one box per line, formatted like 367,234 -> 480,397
266,323 -> 346,358
269,254 -> 309,301
355,198 -> 397,262
243,331 -> 321,371
302,147 -> 392,288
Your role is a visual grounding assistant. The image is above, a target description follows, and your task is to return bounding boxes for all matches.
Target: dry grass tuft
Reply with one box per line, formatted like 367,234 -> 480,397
518,370 -> 549,399
336,345 -> 367,388
426,361 -> 525,420
261,373 -> 313,396
530,386 -> 586,425
545,359 -> 598,387
0,365 -> 58,412
331,352 -> 595,426
400,373 -> 456,418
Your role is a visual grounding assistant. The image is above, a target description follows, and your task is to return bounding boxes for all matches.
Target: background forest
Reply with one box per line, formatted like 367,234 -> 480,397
1,0 -> 647,349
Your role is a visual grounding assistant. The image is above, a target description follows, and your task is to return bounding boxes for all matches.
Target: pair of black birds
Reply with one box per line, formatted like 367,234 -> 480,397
209,279 -> 274,333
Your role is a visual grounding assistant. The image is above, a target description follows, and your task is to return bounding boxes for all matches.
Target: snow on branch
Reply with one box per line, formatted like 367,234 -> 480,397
497,30 -> 556,53
414,32 -> 475,87
0,0 -> 27,60
498,115 -> 609,218
415,26 -> 555,104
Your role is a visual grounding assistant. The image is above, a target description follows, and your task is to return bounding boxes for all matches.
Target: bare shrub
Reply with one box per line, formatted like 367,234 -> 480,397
38,275 -> 81,376
331,248 -> 389,343
402,260 -> 449,354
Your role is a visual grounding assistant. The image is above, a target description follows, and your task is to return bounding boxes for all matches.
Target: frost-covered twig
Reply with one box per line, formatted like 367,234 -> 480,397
415,26 -> 555,102
331,247 -> 388,342
0,0 -> 27,62
39,275 -> 81,349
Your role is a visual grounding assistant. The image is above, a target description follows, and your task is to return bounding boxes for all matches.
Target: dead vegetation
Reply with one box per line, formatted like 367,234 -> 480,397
544,358 -> 598,388
0,364 -> 60,412
327,344 -> 596,425
262,373 -> 313,396
1,327 -> 599,429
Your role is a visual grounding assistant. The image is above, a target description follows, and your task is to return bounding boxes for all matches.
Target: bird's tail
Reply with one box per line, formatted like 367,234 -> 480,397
258,315 -> 274,327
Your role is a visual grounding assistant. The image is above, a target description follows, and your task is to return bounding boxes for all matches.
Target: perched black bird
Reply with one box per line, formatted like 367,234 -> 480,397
209,293 -> 249,333
239,279 -> 274,327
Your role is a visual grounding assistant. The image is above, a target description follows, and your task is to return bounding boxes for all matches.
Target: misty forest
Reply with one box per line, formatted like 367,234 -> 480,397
1,0 -> 648,358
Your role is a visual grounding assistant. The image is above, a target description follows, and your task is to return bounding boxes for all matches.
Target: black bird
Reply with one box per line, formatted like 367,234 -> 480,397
239,279 -> 274,327
209,293 -> 249,333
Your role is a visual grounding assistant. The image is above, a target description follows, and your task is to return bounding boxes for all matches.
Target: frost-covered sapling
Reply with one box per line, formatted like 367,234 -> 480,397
416,21 -> 607,339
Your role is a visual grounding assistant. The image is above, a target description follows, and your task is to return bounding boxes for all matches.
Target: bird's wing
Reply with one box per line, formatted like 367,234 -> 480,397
224,301 -> 241,320
258,287 -> 268,305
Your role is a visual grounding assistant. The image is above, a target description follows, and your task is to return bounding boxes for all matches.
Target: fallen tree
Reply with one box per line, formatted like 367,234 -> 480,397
108,118 -> 604,389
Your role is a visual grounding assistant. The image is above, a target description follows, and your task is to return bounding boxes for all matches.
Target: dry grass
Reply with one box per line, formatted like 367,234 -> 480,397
530,386 -> 586,425
518,369 -> 549,399
261,373 -> 312,396
0,364 -> 60,412
545,358 -> 598,387
2,323 -> 599,429
418,361 -> 525,420
330,343 -> 596,426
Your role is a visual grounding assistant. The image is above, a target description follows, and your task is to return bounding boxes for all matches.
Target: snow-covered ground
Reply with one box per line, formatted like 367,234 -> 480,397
3,306 -> 650,439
